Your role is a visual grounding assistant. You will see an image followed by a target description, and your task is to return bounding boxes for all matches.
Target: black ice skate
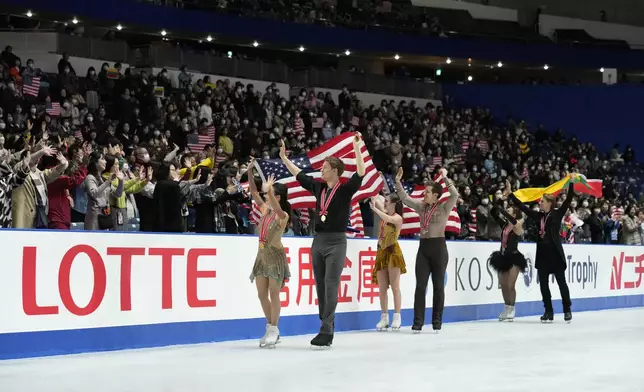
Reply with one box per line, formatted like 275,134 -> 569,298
564,312 -> 572,323
540,311 -> 554,323
432,322 -> 442,334
311,333 -> 333,349
411,322 -> 423,334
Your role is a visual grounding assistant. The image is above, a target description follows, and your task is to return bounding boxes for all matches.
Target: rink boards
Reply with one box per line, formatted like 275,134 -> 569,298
0,229 -> 643,359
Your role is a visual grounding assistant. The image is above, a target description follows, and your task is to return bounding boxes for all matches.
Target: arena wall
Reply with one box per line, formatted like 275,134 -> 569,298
0,230 -> 642,360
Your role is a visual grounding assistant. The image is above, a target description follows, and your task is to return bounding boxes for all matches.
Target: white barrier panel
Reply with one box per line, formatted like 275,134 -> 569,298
0,230 -> 642,359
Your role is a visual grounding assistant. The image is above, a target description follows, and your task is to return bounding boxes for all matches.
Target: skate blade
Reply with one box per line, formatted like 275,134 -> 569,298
412,330 -> 422,334
310,344 -> 332,350
264,343 -> 277,349
376,327 -> 389,332
507,318 -> 514,322
391,327 -> 400,332
540,320 -> 554,324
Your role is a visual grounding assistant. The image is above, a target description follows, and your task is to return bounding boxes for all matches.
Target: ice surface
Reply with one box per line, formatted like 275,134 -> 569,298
1,308 -> 643,392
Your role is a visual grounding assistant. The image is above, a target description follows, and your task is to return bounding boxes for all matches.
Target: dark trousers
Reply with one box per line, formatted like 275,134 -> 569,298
538,268 -> 572,313
414,237 -> 448,328
311,232 -> 347,335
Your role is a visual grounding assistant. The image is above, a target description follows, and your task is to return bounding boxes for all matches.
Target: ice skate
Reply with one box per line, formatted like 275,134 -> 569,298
391,313 -> 402,331
376,313 -> 389,331
540,311 -> 554,323
506,305 -> 515,322
432,322 -> 442,334
411,322 -> 423,334
310,333 -> 333,349
499,305 -> 509,321
265,325 -> 279,348
564,311 -> 572,323
258,324 -> 269,348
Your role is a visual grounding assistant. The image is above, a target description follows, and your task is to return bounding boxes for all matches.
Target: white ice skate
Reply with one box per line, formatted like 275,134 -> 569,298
376,313 -> 389,331
391,313 -> 402,331
259,324 -> 269,348
265,325 -> 279,348
499,305 -> 509,321
506,306 -> 515,322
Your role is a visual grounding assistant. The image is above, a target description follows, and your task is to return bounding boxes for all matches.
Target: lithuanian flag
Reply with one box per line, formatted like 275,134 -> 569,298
512,174 -> 603,203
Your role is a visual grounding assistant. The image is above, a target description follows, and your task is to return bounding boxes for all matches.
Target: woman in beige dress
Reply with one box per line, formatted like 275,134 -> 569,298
248,158 -> 291,348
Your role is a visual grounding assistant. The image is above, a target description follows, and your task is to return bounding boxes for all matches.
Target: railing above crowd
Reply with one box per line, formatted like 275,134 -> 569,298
1,31 -> 441,100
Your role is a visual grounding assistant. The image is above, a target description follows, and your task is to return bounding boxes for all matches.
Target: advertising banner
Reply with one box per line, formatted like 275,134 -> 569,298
0,230 -> 642,359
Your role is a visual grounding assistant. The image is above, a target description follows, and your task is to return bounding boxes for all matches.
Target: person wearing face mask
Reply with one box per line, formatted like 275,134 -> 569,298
509,175 -> 579,323
395,166 -> 459,333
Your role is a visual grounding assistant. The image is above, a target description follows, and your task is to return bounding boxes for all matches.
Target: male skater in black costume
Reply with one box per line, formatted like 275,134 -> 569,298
279,134 -> 365,347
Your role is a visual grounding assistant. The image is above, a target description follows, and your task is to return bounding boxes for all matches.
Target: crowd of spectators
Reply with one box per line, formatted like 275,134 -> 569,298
1,46 -> 643,246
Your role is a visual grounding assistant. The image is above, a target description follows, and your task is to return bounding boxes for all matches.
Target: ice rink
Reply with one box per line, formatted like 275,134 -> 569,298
1,308 -> 643,392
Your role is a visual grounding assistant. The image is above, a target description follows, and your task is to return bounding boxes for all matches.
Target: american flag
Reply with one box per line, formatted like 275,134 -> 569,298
187,125 -> 215,152
346,202 -> 364,238
382,173 -> 461,236
254,133 -> 383,210
46,101 -> 61,117
22,75 -> 41,97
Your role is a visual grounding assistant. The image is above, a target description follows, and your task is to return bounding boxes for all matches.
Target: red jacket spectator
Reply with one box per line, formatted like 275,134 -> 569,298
47,167 -> 88,229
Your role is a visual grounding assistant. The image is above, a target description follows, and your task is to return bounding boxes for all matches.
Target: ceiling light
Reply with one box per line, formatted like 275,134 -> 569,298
298,46 -> 305,52
446,58 -> 452,64
253,41 -> 259,47
116,24 -> 123,31
467,75 -> 473,82
544,64 -> 549,70
497,61 -> 503,68
344,49 -> 351,56
600,67 -> 605,73
394,54 -> 400,60
72,17 -> 79,24
26,10 -> 33,17
206,35 -> 213,42
161,30 -> 167,36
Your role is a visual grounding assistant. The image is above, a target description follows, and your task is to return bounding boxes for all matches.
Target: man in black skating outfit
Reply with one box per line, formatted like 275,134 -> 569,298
509,175 -> 578,323
279,135 -> 365,347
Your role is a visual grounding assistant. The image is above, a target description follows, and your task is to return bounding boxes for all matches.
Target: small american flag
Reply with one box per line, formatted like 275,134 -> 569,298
254,133 -> 384,210
431,156 -> 442,168
187,125 -> 215,152
478,140 -> 489,154
22,75 -> 41,97
45,101 -> 61,117
382,173 -> 460,236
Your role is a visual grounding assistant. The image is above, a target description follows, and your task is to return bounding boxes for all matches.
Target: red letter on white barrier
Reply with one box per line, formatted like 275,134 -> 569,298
58,245 -> 107,316
149,248 -> 184,309
22,246 -> 59,315
186,248 -> 217,308
107,247 -> 146,311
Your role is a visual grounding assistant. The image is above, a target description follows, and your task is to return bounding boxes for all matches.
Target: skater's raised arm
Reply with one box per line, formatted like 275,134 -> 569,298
438,168 -> 458,213
246,157 -> 265,209
553,174 -> 577,221
370,197 -> 403,227
280,139 -> 318,194
265,175 -> 289,221
393,167 -> 422,213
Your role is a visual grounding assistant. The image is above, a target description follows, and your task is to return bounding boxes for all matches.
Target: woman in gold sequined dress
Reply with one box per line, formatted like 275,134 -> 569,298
370,194 -> 407,331
247,159 -> 291,348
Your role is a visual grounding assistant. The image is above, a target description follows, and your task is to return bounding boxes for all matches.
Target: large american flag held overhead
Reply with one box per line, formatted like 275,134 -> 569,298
254,133 -> 384,210
382,173 -> 461,236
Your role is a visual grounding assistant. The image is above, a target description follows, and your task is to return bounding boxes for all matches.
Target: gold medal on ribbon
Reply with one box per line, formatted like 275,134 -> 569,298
259,242 -> 265,249
321,215 -> 327,222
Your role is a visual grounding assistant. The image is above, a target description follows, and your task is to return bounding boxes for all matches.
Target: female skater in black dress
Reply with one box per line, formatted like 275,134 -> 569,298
489,181 -> 527,322
509,174 -> 578,323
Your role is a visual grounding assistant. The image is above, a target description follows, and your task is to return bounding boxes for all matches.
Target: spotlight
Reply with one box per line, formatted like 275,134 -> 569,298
116,24 -> 123,31
206,35 -> 213,42
467,75 -> 473,82
26,10 -> 33,17
72,17 -> 79,24
497,62 -> 503,68
161,30 -> 167,36
344,49 -> 351,56
253,41 -> 259,47
298,46 -> 305,52
446,58 -> 452,64
544,64 -> 549,70
394,54 -> 400,60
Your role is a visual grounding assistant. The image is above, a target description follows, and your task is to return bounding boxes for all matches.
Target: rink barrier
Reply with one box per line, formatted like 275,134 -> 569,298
0,229 -> 643,360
